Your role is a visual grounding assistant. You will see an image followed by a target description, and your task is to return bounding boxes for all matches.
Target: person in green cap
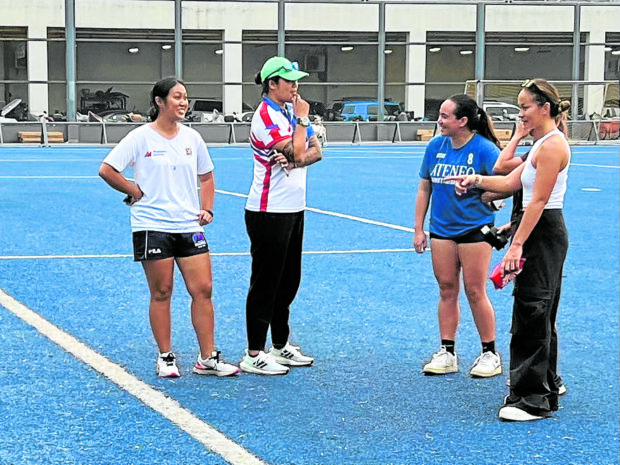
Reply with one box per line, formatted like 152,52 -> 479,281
240,56 -> 323,375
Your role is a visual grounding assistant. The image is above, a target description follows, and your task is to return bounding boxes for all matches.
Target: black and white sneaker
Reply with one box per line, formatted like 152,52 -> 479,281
193,351 -> 240,377
156,352 -> 180,378
270,342 -> 314,367
239,350 -> 289,375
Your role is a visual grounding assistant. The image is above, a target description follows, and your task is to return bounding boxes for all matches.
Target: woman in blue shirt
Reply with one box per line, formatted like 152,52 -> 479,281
414,94 -> 502,378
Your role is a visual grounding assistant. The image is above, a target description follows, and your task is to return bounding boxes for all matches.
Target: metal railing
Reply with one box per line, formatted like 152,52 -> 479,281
0,119 -> 617,146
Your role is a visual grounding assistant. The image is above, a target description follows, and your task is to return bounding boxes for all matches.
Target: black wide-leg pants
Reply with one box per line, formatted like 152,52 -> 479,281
507,209 -> 568,417
244,209 -> 304,352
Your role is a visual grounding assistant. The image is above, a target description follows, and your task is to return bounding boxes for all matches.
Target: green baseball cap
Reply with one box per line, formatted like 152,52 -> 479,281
260,56 -> 309,82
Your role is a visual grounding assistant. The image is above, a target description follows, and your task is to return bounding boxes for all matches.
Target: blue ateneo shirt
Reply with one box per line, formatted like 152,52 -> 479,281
419,134 -> 500,237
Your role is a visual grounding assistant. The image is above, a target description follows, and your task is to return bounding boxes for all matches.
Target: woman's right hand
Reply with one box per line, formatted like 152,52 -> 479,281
292,94 -> 310,118
513,120 -> 531,141
414,229 -> 428,253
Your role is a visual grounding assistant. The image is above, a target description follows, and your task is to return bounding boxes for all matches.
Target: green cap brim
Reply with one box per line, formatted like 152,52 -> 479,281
276,69 -> 309,81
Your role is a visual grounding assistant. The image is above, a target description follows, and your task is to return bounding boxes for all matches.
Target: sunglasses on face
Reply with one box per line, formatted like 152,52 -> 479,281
266,61 -> 300,80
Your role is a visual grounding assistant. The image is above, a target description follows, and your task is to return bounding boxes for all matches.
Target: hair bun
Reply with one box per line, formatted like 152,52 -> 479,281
558,100 -> 571,113
254,72 -> 263,85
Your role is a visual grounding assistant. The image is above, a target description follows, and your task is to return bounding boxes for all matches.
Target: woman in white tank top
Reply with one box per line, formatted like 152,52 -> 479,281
446,78 -> 572,422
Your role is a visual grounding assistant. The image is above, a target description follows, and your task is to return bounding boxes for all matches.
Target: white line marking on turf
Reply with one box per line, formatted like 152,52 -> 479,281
215,189 -> 415,233
0,289 -> 267,465
0,159 -> 102,163
571,163 -> 619,169
0,175 -> 99,179
0,248 -> 416,260
305,206 -> 414,232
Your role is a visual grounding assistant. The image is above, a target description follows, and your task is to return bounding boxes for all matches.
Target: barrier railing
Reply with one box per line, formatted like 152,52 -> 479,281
0,119 -> 617,146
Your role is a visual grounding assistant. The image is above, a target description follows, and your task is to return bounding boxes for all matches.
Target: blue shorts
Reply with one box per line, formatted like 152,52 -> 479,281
132,231 -> 210,261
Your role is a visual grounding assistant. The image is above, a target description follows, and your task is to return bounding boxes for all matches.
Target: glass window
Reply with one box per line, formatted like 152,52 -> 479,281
0,27 -> 29,118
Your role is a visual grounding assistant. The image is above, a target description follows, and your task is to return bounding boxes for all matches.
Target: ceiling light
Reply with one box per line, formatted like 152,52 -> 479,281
604,46 -> 612,52
384,49 -> 393,54
215,49 -> 224,55
128,47 -> 139,54
459,50 -> 473,55
514,47 -> 530,52
341,46 -> 354,52
612,50 -> 620,56
162,44 -> 172,50
429,47 -> 441,53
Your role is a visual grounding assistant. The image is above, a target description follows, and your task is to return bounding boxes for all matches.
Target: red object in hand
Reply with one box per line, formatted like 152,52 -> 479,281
489,258 -> 526,290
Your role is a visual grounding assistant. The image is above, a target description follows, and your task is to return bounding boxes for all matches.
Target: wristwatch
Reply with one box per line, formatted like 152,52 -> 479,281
297,116 -> 310,127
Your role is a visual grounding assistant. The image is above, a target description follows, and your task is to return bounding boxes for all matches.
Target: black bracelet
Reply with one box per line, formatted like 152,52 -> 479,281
206,209 -> 214,217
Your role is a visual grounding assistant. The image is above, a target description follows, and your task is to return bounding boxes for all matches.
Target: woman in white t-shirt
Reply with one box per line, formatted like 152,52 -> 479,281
448,79 -> 571,422
99,78 -> 239,378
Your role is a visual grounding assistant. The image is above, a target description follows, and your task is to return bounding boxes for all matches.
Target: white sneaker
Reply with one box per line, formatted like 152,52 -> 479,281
193,351 -> 240,377
422,346 -> 458,375
498,406 -> 544,422
270,342 -> 314,367
156,352 -> 180,378
240,350 -> 289,375
470,351 -> 502,378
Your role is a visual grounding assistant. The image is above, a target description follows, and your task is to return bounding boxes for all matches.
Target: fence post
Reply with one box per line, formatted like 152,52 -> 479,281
40,116 -> 49,146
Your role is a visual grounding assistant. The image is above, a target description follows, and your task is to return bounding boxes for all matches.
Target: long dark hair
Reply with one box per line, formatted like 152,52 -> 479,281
448,94 -> 501,147
149,77 -> 186,120
254,72 -> 281,96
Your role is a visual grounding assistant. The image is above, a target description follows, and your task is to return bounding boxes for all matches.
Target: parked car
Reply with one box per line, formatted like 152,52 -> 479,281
483,101 -> 521,121
186,98 -> 223,122
340,100 -> 403,122
186,98 -> 255,123
324,97 -> 377,121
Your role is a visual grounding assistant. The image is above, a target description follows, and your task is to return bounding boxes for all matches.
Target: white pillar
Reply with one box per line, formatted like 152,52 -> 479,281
223,26 -> 243,115
27,24 -> 48,116
406,30 -> 426,119
584,30 -> 606,117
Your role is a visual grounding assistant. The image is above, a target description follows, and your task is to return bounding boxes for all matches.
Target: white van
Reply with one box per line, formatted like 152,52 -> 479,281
483,101 -> 520,121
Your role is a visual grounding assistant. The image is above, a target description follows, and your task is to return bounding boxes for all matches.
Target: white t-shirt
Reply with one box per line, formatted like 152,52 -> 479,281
245,97 -> 313,213
103,124 -> 214,232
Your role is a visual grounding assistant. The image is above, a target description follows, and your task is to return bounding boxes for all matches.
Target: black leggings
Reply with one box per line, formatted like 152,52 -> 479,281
244,210 -> 304,351
506,209 -> 568,417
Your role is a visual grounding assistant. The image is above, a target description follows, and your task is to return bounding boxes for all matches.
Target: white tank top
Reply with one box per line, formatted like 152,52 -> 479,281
521,129 -> 570,209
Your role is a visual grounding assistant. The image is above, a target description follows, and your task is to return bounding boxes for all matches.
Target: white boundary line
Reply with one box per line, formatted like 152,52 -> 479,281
0,248 -> 415,261
216,189 -> 416,233
0,289 -> 267,465
571,162 -> 619,169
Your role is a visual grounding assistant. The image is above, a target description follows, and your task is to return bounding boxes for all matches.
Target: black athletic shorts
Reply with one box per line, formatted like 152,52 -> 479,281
132,230 -> 210,261
429,224 -> 491,245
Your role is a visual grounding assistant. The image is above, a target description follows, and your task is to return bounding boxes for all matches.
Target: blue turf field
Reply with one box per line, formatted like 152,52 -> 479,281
0,143 -> 618,465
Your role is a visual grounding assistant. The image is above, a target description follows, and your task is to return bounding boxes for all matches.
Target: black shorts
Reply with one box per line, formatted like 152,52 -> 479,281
430,225 -> 491,245
132,231 -> 210,261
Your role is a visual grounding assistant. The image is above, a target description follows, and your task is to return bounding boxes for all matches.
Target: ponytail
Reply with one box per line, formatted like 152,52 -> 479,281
448,94 -> 501,147
255,71 -> 280,95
